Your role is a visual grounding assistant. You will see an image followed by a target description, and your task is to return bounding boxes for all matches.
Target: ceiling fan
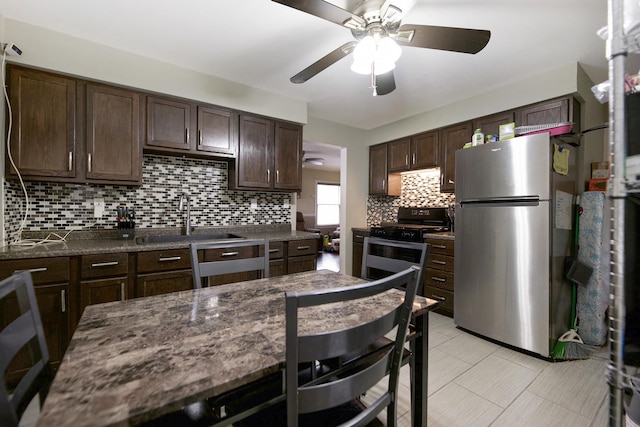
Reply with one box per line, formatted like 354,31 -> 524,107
272,0 -> 491,96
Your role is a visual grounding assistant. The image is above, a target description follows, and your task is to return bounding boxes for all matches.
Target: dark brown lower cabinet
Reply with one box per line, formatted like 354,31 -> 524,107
80,277 -> 127,314
136,249 -> 193,296
351,230 -> 370,277
137,270 -> 194,297
268,241 -> 286,277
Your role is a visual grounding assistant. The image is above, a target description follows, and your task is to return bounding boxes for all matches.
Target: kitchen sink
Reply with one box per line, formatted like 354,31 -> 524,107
135,233 -> 245,245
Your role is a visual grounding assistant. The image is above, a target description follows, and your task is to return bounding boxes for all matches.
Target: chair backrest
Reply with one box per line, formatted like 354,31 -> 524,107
0,271 -> 52,427
189,239 -> 270,289
361,237 -> 430,289
285,266 -> 421,427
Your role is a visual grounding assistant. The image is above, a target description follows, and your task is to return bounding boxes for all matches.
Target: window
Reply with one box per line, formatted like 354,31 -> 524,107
316,183 -> 340,226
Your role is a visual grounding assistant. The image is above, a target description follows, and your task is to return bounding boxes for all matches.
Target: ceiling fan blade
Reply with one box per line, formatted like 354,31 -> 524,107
272,0 -> 360,27
291,41 -> 357,83
396,24 -> 490,54
375,70 -> 396,95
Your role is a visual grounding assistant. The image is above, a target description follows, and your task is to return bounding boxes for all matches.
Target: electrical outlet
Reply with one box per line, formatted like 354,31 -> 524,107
250,198 -> 257,210
93,198 -> 105,218
283,198 -> 289,208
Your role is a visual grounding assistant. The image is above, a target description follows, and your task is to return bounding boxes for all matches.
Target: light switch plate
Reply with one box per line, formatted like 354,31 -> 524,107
93,198 -> 105,218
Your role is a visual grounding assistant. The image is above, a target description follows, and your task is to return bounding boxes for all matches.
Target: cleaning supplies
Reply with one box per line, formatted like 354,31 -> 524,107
472,129 -> 484,146
552,195 -> 594,360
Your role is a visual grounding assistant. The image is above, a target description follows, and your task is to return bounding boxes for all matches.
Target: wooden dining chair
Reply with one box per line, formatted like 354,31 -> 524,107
0,271 -> 54,427
189,239 -> 269,289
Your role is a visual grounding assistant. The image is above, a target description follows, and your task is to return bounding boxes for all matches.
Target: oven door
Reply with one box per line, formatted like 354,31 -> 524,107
364,238 -> 427,295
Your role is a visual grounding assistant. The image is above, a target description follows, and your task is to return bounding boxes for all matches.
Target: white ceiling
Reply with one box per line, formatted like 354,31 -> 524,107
0,0 -> 633,171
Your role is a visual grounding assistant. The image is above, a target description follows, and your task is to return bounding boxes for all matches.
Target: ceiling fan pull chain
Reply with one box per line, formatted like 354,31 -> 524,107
371,63 -> 378,96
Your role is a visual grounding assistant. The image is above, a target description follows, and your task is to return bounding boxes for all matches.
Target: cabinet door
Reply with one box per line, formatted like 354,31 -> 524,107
273,122 -> 303,191
369,144 -> 389,195
7,66 -> 77,178
137,270 -> 194,298
411,130 -> 439,169
86,84 -> 141,183
352,230 -> 369,278
146,96 -> 193,150
515,97 -> 573,127
473,112 -> 514,141
269,259 -> 286,277
1,283 -> 69,386
287,254 -> 317,274
197,106 -> 236,156
237,114 -> 273,189
80,277 -> 127,314
387,137 -> 411,172
440,122 -> 472,193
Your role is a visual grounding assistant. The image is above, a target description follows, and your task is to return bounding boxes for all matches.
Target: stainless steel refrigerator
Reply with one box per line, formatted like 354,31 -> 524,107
454,133 -> 576,357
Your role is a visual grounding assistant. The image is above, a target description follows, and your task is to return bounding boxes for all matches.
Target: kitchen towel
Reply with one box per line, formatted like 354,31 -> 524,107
576,191 -> 610,346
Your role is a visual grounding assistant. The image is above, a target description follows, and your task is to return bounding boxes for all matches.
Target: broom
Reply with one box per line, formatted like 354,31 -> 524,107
551,195 -> 594,360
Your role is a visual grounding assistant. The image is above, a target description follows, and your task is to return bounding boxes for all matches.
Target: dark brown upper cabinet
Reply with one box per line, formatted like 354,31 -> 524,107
369,143 -> 400,196
229,114 -> 302,192
440,121 -> 473,193
473,111 -> 515,140
387,130 -> 439,173
146,96 -> 192,151
145,96 -> 236,158
515,96 -> 580,132
6,65 -> 142,185
197,106 -> 236,157
86,84 -> 142,184
7,66 -> 77,179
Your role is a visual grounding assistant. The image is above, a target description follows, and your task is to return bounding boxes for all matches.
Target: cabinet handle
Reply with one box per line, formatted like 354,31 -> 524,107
268,249 -> 279,253
276,170 -> 279,184
198,129 -> 202,145
431,276 -> 446,282
61,289 -> 66,313
91,261 -> 119,268
412,153 -> 416,164
68,151 -> 73,171
405,154 -> 409,166
433,244 -> 446,249
432,260 -> 447,265
186,128 -> 189,143
430,294 -> 446,301
448,179 -> 455,184
267,169 -> 271,183
355,234 -> 364,239
87,153 -> 92,173
297,245 -> 310,250
120,283 -> 125,301
222,251 -> 239,257
20,267 -> 48,274
440,174 -> 444,187
158,256 -> 181,262
382,178 -> 386,189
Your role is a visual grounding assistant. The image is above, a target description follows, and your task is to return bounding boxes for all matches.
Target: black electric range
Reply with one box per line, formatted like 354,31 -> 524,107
371,207 -> 451,242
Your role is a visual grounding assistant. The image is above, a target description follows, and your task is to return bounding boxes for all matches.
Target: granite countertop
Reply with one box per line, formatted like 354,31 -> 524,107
0,226 -> 320,260
36,270 -> 438,427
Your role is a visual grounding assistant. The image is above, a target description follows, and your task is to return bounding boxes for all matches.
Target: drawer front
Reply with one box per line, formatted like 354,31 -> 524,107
264,241 -> 284,260
287,254 -> 317,274
137,270 -> 194,298
425,285 -> 454,312
137,249 -> 192,273
80,253 -> 129,279
204,245 -> 255,261
0,257 -> 70,284
287,240 -> 317,257
427,253 -> 454,272
425,268 -> 454,292
352,231 -> 370,244
424,238 -> 454,256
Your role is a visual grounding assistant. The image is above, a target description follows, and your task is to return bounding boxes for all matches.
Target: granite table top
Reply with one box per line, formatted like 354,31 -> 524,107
35,269 -> 438,427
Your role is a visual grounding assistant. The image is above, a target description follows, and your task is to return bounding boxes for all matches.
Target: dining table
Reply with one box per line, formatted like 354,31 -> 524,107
35,269 -> 438,427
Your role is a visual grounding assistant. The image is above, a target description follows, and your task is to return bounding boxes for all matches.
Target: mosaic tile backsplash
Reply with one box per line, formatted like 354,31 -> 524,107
367,169 -> 455,226
4,155 -> 292,241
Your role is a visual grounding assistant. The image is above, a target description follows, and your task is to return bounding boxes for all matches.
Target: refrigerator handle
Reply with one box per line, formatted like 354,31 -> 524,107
460,197 -> 541,208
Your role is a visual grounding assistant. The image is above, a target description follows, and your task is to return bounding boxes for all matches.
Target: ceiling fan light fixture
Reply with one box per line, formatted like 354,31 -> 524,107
377,36 -> 402,63
351,35 -> 401,76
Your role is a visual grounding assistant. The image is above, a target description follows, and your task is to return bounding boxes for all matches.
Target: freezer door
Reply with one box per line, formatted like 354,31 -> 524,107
454,200 -> 550,356
455,133 -> 551,202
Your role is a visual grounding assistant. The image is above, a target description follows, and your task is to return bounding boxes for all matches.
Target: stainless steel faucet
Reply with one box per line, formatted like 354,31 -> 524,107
178,193 -> 191,236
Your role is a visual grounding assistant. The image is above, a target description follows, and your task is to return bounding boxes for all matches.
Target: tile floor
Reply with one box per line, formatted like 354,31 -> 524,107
19,312 -> 612,427
362,312 -> 611,427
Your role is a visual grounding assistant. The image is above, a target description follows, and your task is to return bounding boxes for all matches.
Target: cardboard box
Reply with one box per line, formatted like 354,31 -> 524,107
589,178 -> 609,192
591,161 -> 610,179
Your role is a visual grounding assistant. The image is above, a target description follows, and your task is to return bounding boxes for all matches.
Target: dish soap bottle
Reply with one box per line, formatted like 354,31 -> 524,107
472,129 -> 484,146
